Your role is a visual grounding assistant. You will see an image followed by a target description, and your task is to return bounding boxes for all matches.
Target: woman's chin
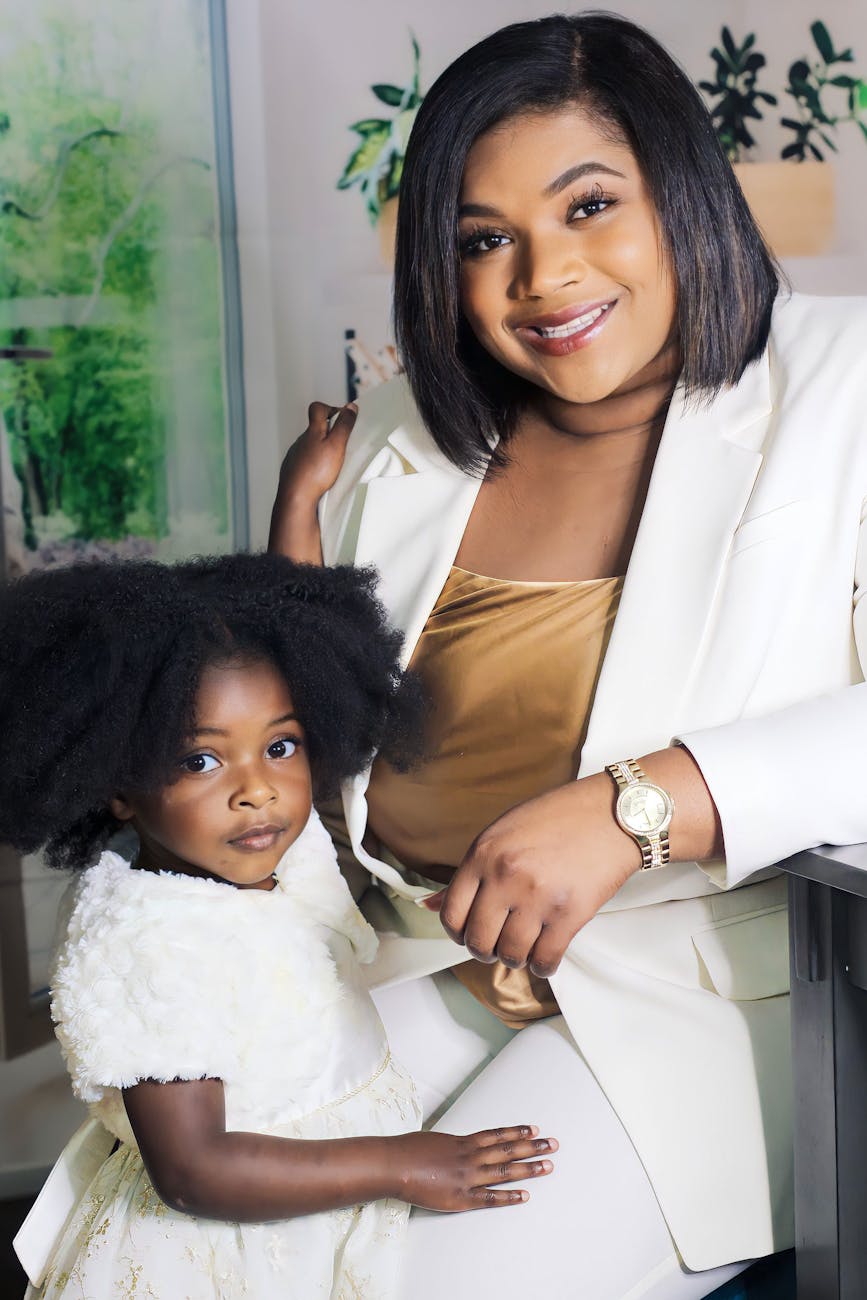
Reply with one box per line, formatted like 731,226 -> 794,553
528,371 -> 624,410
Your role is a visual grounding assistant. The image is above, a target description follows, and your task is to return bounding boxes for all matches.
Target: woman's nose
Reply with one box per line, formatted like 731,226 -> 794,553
513,231 -> 587,299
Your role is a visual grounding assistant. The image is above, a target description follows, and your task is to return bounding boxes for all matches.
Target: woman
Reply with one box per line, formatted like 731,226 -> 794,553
271,13 -> 867,1297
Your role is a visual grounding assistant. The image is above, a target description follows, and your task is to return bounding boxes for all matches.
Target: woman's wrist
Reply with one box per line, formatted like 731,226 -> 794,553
627,745 -> 723,864
571,771 -> 646,879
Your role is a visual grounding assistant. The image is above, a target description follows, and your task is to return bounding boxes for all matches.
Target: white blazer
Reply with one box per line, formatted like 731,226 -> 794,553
318,291 -> 867,1269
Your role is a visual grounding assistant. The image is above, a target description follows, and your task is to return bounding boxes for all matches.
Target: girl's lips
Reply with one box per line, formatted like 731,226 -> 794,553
515,300 -> 616,357
229,825 -> 287,853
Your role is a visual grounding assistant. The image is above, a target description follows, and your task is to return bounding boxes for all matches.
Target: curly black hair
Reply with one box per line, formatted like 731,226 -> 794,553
0,554 -> 423,870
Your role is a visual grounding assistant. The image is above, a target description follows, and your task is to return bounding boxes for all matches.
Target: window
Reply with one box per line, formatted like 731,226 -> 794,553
0,0 -> 244,1055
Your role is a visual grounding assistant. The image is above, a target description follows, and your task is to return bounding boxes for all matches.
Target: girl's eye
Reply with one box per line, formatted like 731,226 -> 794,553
267,737 -> 299,760
568,186 -> 616,221
179,752 -> 220,774
459,226 -> 510,258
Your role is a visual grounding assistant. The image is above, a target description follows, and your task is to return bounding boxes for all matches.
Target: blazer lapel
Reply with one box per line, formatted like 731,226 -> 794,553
341,417 -> 485,898
352,421 -> 484,666
579,354 -> 772,774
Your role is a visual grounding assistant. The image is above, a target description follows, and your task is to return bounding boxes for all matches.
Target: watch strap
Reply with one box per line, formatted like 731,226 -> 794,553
605,759 -> 672,870
606,758 -> 647,791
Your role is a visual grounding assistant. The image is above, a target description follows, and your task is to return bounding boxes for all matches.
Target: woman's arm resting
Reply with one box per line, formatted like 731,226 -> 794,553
676,495 -> 867,889
123,1077 -> 557,1220
434,745 -> 723,978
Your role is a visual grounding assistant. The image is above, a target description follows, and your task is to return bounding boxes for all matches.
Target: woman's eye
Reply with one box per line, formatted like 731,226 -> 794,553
267,737 -> 299,760
568,189 -> 615,221
459,228 -> 510,257
180,753 -> 219,774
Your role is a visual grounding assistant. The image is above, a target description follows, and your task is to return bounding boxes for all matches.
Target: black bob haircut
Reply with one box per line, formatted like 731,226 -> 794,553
0,554 -> 422,870
394,11 -> 781,474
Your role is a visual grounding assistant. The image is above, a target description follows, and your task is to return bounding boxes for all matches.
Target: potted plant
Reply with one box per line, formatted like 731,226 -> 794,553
700,26 -> 816,257
701,22 -> 867,257
337,35 -> 422,263
699,26 -> 777,163
780,21 -> 867,160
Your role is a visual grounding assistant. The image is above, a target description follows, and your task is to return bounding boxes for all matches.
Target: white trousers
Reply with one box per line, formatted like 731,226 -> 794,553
372,972 -> 754,1300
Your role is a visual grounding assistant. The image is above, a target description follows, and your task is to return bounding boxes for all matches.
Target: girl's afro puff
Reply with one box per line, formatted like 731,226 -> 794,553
0,554 -> 423,869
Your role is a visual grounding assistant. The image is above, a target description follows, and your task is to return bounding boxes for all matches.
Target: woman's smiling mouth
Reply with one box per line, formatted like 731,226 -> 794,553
515,300 -> 616,356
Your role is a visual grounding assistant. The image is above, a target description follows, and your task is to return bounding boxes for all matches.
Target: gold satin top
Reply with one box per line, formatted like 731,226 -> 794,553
366,565 -> 623,1028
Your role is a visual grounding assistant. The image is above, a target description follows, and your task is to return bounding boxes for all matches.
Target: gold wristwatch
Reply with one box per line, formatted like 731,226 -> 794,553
605,759 -> 674,870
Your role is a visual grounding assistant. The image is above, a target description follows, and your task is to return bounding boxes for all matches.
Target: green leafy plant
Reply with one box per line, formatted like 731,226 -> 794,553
781,21 -> 867,160
700,27 -> 777,162
337,35 -> 422,224
0,22 -> 227,549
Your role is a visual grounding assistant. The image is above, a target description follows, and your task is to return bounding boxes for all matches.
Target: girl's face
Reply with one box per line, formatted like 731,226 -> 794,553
457,105 -> 678,407
112,658 -> 312,890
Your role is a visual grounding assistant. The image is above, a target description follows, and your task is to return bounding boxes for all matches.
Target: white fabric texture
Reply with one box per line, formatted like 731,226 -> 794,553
375,976 -> 753,1300
28,811 -> 422,1300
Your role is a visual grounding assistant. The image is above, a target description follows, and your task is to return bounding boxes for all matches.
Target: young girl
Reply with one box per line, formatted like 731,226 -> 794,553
4,553 -> 556,1300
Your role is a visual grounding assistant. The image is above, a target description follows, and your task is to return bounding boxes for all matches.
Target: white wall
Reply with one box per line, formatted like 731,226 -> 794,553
227,0 -> 867,546
0,1042 -> 85,1198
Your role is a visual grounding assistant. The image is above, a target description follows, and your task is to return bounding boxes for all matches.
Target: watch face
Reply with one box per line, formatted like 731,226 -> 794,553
618,784 -> 670,835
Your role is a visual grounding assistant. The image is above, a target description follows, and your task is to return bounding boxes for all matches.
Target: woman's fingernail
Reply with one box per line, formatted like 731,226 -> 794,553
414,889 -> 445,909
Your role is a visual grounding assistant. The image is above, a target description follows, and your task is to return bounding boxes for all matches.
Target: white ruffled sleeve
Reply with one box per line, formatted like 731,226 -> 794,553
51,856 -> 239,1103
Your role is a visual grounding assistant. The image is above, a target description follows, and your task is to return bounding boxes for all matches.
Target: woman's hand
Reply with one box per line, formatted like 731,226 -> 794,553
268,401 -> 356,564
431,776 -> 638,978
390,1125 -> 557,1211
428,747 -> 723,977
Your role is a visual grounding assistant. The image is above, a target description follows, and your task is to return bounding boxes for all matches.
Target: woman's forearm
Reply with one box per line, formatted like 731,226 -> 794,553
637,743 -> 725,862
565,745 -> 724,884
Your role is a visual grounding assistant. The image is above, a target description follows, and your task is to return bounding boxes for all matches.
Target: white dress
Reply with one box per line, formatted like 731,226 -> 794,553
25,812 -> 422,1300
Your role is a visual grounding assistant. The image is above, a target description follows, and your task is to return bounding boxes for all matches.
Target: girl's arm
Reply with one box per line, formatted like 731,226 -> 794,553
268,401 -> 356,564
123,1076 -> 556,1219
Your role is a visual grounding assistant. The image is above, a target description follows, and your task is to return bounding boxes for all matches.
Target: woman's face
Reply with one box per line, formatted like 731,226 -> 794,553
457,105 -> 678,407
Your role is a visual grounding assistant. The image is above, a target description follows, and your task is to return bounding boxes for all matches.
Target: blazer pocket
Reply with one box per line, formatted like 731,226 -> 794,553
728,500 -> 807,559
692,905 -> 789,1000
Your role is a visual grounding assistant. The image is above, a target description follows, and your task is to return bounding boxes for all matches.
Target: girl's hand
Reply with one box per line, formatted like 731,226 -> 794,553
390,1125 -> 557,1210
269,401 -> 357,563
124,1080 -> 552,1221
428,748 -> 723,978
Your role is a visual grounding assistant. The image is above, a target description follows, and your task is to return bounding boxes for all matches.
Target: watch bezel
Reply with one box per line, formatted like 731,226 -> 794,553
614,781 -> 674,838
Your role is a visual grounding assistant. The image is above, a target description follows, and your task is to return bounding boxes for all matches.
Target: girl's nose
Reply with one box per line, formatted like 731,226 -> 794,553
230,767 -> 277,809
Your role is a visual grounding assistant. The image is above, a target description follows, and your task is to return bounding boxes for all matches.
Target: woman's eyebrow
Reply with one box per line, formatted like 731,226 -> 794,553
459,160 -> 627,218
543,160 -> 627,197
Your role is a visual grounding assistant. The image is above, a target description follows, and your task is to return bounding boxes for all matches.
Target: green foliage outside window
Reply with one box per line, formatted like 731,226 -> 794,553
0,10 -> 229,554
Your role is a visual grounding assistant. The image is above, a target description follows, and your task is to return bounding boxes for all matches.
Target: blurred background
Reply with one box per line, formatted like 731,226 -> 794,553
1,0 -> 865,1289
